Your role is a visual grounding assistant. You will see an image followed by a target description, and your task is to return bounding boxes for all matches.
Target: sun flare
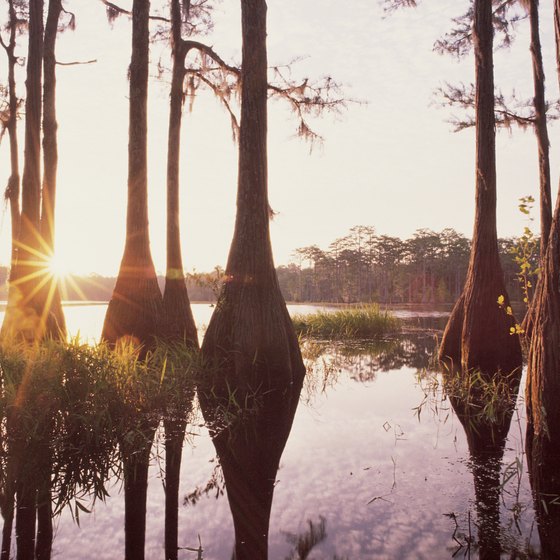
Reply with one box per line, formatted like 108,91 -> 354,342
48,255 -> 72,279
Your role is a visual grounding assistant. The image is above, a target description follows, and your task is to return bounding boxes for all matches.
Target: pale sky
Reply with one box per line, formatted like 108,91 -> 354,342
0,0 -> 558,276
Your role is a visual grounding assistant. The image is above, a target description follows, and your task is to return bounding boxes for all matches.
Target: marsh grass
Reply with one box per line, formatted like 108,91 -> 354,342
0,337 -> 199,518
292,305 -> 399,339
415,365 -> 521,429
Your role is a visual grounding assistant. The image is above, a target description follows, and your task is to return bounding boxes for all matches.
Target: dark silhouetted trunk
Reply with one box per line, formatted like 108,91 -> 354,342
161,4 -> 198,557
39,0 -> 66,339
163,416 -> 187,560
161,0 -> 197,346
523,0 -> 553,340
102,0 -> 162,346
35,485 -> 52,560
201,0 -> 304,397
2,0 -> 21,274
0,4 -> 19,546
526,1 -> 560,499
2,0 -> 45,341
527,445 -> 560,558
439,0 -> 521,375
199,1 -> 305,557
0,445 -> 16,560
529,0 -> 552,256
15,482 -> 36,560
120,417 -> 158,560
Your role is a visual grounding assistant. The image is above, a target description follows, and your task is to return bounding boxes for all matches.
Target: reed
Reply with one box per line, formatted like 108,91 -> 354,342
292,305 -> 400,339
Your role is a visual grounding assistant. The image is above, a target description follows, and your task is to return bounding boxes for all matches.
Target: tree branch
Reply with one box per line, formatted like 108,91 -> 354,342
99,0 -> 170,23
56,59 -> 98,66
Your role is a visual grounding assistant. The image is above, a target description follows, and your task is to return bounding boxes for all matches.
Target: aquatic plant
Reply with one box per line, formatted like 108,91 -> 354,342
292,305 -> 400,339
0,337 -> 198,518
415,365 -> 521,428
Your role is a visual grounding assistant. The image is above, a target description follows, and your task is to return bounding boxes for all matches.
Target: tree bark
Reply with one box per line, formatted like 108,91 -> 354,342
2,0 -> 21,275
199,0 -> 305,557
529,0 -> 552,257
161,4 -> 198,556
525,5 -> 560,557
161,0 -> 197,345
102,0 -> 163,347
522,0 -> 552,341
439,0 -> 521,375
39,0 -> 66,339
2,0 -> 45,341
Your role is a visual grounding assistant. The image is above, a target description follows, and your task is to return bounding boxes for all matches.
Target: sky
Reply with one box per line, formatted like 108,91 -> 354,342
0,0 -> 559,276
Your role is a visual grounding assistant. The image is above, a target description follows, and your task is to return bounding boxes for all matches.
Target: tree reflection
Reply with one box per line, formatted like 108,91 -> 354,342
199,366 -> 304,559
0,341 -> 196,560
527,431 -> 560,557
302,333 -> 438,390
444,367 -> 521,559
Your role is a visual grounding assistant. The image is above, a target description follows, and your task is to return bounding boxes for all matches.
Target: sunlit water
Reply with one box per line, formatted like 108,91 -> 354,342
0,303 -> 539,559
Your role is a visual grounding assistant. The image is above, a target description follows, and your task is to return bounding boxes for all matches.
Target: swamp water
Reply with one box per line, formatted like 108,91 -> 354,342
0,304 -> 544,558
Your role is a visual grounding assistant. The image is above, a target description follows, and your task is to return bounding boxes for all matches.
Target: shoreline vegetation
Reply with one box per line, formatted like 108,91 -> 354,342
0,226 -> 537,306
292,304 -> 401,339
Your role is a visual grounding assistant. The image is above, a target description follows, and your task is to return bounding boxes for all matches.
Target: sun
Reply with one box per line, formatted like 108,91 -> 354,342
47,254 -> 72,279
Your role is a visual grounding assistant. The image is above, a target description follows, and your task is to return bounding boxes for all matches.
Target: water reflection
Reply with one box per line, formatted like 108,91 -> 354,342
528,437 -> 560,558
0,322 -> 556,558
444,368 -> 521,559
302,333 -> 438,387
198,368 -> 304,559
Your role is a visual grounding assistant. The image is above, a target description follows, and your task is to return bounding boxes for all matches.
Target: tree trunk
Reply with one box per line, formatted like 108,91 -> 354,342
15,483 -> 36,560
2,0 -> 21,276
39,0 -> 66,339
525,7 -> 560,557
439,0 -> 521,375
522,0 -> 552,341
35,486 -> 52,560
199,0 -> 305,557
120,417 -> 158,560
529,0 -> 552,256
526,0 -> 560,437
525,179 -> 560,558
161,0 -> 197,345
163,416 -> 187,560
161,4 -> 198,556
2,0 -> 45,341
102,0 -> 162,347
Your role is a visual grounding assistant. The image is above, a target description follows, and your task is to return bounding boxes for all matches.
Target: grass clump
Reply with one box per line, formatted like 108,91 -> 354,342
292,305 -> 399,340
0,337 -> 199,518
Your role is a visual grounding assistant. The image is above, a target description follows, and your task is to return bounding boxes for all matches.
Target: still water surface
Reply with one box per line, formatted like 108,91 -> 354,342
0,303 -> 540,558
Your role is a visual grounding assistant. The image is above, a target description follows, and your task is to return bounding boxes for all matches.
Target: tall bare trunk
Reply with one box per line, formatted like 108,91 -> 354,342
39,0 -> 66,339
523,0 -> 553,340
1,0 -> 45,342
526,7 -> 560,557
439,0 -> 521,375
102,0 -> 162,346
161,0 -> 197,345
200,1 -> 305,557
529,0 -> 552,255
2,0 -> 21,275
162,5 -> 198,560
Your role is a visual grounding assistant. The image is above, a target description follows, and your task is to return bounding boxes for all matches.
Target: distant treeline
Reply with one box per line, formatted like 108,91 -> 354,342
0,227 -> 537,304
278,226 -> 537,304
0,268 -> 224,303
